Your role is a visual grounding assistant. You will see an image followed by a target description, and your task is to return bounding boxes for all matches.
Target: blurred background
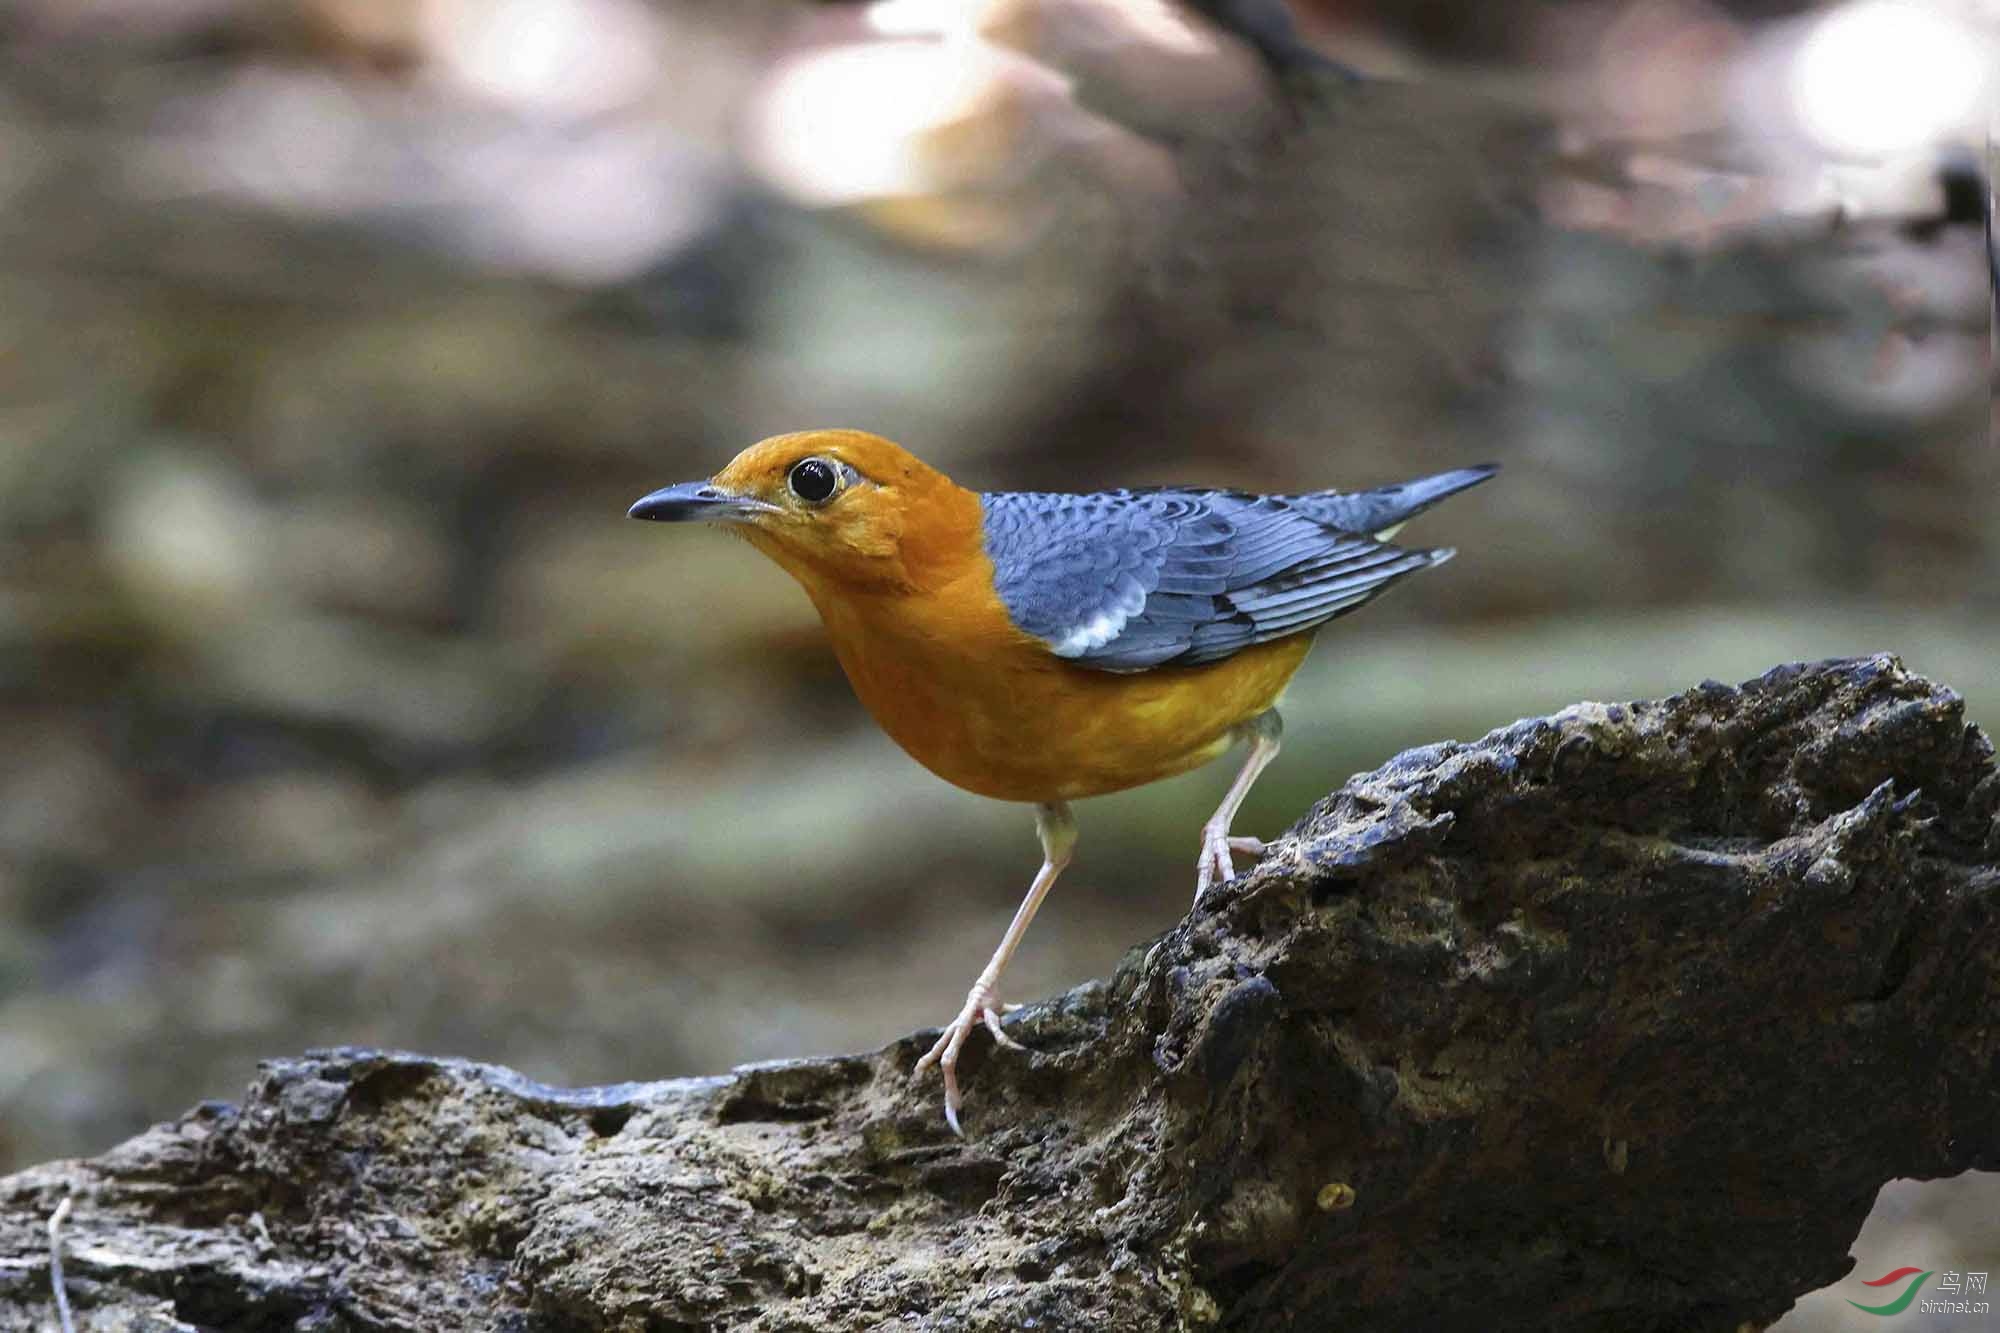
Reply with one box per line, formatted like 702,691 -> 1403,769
0,0 -> 1992,1324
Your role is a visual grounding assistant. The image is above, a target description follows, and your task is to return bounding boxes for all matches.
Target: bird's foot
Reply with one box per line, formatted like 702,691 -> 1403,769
1195,825 -> 1268,903
912,980 -> 1021,1136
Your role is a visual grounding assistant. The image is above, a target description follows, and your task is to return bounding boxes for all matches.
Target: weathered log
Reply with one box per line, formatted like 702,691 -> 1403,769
1,655 -> 1994,1331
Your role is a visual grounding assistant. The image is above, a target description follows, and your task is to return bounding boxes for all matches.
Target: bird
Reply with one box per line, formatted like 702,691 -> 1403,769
629,429 -> 1494,1133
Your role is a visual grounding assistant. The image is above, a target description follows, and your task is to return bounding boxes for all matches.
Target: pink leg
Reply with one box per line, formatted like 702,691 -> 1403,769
1195,710 -> 1281,903
913,801 -> 1078,1135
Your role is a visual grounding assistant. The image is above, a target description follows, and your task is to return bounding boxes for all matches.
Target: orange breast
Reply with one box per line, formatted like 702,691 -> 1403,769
795,563 -> 1315,803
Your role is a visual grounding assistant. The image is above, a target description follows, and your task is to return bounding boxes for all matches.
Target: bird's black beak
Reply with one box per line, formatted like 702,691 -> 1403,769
627,481 -> 776,523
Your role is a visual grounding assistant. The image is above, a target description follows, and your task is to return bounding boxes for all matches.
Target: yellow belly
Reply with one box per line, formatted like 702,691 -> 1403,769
807,579 -> 1315,801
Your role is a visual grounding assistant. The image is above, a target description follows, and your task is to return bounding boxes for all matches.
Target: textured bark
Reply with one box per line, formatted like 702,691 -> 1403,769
1,655 -> 1995,1332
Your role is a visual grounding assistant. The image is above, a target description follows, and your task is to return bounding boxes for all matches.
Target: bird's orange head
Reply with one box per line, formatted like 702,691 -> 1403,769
629,429 -> 982,594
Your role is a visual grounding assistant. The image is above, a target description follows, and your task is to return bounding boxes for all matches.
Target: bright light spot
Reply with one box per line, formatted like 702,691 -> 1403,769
1789,0 -> 1990,158
866,0 -> 976,39
746,41 -> 998,206
426,0 -> 663,117
451,128 -> 722,284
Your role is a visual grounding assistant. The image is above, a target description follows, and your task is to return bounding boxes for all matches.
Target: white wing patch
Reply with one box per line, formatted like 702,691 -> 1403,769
1049,578 -> 1148,657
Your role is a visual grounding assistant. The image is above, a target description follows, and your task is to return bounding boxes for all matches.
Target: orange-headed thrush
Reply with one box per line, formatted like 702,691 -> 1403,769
631,430 -> 1495,1133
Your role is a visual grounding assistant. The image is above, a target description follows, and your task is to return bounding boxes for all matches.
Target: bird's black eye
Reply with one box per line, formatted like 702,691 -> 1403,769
787,457 -> 840,504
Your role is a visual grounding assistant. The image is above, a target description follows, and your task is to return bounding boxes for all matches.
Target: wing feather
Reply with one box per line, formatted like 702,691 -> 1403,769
981,485 -> 1459,673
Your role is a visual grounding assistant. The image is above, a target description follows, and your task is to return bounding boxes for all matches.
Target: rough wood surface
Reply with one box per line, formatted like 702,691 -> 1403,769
1,655 -> 1994,1332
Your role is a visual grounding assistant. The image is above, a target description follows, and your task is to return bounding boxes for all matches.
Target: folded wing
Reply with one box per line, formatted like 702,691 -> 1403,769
981,478 -> 1477,673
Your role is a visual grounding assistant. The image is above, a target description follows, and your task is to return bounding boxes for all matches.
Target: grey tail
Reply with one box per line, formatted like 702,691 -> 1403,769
1289,463 -> 1499,537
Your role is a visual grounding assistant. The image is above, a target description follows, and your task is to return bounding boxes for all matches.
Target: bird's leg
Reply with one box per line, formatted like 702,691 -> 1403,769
1195,709 -> 1282,903
913,800 -> 1077,1135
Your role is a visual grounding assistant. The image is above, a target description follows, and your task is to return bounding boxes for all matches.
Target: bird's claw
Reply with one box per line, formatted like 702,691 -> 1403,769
912,982 -> 1019,1136
1195,825 -> 1268,902
983,1004 -> 1024,1048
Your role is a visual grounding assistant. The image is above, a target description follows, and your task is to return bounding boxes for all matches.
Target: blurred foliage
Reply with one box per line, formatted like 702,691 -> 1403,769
0,10 -> 1992,1314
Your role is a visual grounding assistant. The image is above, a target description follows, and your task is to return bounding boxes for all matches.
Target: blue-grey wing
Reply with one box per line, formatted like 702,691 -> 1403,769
980,486 -> 1459,673
1282,464 -> 1497,536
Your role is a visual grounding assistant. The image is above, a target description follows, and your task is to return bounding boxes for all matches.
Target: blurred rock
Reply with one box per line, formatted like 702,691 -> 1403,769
101,446 -> 276,635
271,494 -> 453,622
185,773 -> 390,874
